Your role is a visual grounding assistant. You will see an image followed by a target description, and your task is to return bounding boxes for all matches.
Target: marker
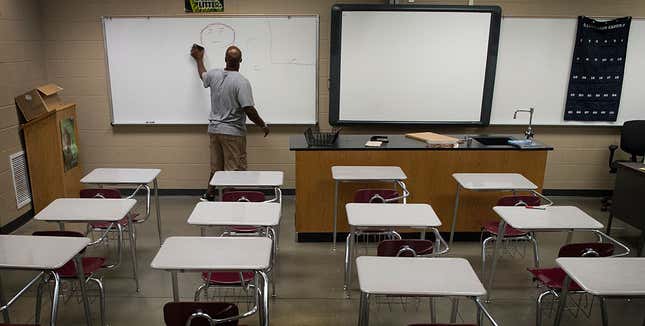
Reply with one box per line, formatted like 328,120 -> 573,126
525,206 -> 546,210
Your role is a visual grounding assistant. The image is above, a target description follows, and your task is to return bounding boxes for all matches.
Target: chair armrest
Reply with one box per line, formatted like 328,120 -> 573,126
608,144 -> 619,172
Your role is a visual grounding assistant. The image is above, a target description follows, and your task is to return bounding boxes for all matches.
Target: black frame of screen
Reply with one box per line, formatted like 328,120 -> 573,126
328,4 -> 502,126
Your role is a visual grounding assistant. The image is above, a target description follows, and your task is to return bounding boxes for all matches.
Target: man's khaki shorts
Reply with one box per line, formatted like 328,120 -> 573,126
209,133 -> 247,173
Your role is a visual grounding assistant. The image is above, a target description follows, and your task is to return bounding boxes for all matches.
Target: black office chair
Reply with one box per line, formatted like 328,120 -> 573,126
601,120 -> 645,211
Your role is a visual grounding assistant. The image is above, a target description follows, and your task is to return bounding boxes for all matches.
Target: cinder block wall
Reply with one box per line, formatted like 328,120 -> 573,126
0,0 -> 47,226
1,0 -> 643,226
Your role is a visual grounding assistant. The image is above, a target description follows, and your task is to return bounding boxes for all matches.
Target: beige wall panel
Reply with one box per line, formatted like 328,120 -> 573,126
47,60 -> 106,78
44,41 -> 105,60
0,107 -> 20,133
0,0 -> 44,224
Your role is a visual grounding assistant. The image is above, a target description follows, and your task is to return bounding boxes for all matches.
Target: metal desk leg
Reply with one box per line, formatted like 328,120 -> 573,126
475,297 -> 498,326
344,229 -> 354,295
565,229 -> 574,244
449,186 -> 461,245
429,297 -> 437,323
268,226 -> 277,298
606,213 -> 613,235
600,297 -> 609,326
258,270 -> 270,326
553,275 -> 571,326
486,219 -> 506,301
450,298 -> 459,323
127,213 -> 140,292
0,274 -> 9,323
74,256 -> 93,326
358,292 -> 370,326
171,272 -> 179,302
50,272 -> 61,326
153,179 -> 162,245
333,181 -> 339,251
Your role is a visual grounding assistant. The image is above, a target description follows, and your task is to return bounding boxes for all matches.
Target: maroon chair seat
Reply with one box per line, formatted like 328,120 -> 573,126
89,212 -> 141,229
32,231 -> 106,277
354,189 -> 400,203
528,242 -> 614,291
377,240 -> 434,257
201,272 -> 255,285
528,267 -> 583,291
223,191 -> 265,233
80,188 -> 140,229
163,302 -> 240,326
482,221 -> 528,237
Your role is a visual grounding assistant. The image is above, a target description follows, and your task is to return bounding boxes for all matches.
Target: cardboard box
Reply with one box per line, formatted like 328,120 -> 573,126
15,84 -> 67,121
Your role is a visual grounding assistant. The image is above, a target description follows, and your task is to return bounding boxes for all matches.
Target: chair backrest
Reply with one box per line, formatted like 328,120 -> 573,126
377,240 -> 434,257
558,242 -> 615,258
621,120 -> 645,158
354,189 -> 400,203
222,191 -> 265,202
497,195 -> 541,207
80,188 -> 122,199
163,302 -> 239,326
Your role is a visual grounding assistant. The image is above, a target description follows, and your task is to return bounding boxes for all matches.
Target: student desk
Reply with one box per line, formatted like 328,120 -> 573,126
554,257 -> 645,326
487,206 -> 604,300
450,173 -> 542,245
34,198 -> 139,291
81,168 -> 163,245
331,166 -> 408,250
209,170 -> 284,202
356,256 -> 497,326
151,236 -> 272,326
344,203 -> 445,293
0,235 -> 93,326
290,134 -> 552,242
608,162 -> 645,255
187,201 -> 281,295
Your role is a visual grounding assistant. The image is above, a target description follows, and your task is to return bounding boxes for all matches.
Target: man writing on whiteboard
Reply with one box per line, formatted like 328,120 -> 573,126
191,44 -> 270,201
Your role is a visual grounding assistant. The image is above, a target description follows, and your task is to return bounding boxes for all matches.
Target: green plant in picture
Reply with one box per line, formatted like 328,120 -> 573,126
60,118 -> 79,172
186,0 -> 224,13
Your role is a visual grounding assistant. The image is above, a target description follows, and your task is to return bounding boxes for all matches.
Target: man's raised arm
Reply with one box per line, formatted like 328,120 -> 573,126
190,44 -> 207,81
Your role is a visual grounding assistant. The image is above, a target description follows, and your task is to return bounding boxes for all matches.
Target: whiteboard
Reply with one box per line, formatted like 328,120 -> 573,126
103,16 -> 318,125
337,11 -> 493,123
491,17 -> 645,125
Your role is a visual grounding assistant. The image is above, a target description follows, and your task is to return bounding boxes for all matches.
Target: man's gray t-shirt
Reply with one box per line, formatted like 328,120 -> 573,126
202,69 -> 254,136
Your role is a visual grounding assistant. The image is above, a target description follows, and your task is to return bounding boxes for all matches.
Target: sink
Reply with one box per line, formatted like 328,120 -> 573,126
472,136 -> 514,146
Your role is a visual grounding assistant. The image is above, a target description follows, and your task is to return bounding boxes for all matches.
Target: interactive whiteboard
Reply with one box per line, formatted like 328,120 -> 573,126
103,16 -> 318,125
329,5 -> 502,125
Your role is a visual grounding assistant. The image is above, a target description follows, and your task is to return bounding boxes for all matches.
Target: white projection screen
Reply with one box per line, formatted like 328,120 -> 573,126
329,5 -> 502,125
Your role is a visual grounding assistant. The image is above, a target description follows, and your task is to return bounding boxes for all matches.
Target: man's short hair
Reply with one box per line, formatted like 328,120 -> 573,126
225,46 -> 242,63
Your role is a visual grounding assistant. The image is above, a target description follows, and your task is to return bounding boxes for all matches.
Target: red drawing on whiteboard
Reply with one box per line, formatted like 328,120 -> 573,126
200,23 -> 236,48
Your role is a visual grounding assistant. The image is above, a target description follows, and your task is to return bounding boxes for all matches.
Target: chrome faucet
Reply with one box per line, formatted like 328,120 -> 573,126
513,107 -> 535,139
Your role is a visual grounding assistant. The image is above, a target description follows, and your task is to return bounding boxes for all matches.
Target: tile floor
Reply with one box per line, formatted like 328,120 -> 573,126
2,195 -> 644,326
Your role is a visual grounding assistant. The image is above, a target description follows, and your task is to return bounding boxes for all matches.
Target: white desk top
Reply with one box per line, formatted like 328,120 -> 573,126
557,258 -> 645,296
209,171 -> 284,187
81,168 -> 161,184
35,198 -> 137,222
452,173 -> 537,190
493,206 -> 603,231
357,257 -> 486,296
331,166 -> 407,181
151,236 -> 272,271
187,202 -> 281,226
346,203 -> 441,228
0,235 -> 90,270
